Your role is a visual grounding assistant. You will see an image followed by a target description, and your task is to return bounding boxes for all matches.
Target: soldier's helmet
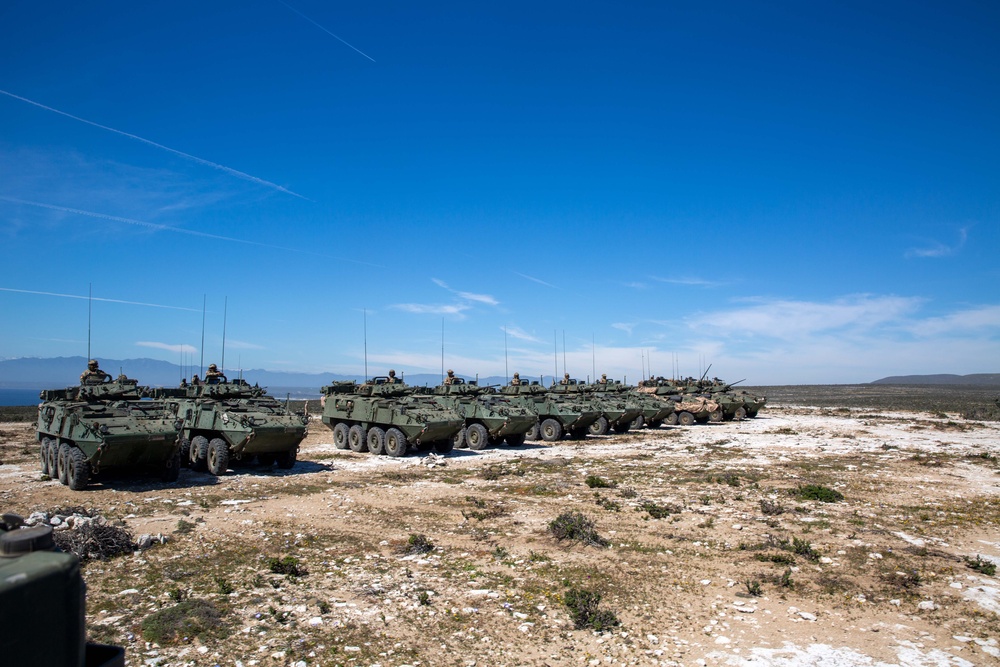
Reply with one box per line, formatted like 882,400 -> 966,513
447,369 -> 454,375
563,373 -> 570,379
208,364 -> 218,372
513,372 -> 519,378
389,369 -> 396,376
88,359 -> 99,370
601,374 -> 607,379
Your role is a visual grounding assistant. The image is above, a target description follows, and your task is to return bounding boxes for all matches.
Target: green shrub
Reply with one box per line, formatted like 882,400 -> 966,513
795,485 -> 844,503
406,533 -> 435,555
790,537 -> 820,561
744,579 -> 763,596
639,500 -> 676,519
965,555 -> 997,576
141,599 -> 225,645
266,555 -> 303,576
585,475 -> 617,489
548,512 -> 609,547
563,587 -> 620,631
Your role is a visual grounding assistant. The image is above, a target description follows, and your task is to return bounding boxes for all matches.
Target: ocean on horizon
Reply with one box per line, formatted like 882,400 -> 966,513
0,388 -> 42,406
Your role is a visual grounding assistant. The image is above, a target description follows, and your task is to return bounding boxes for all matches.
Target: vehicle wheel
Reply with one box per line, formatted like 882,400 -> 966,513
678,411 -> 695,427
207,438 -> 229,476
161,450 -> 181,483
178,438 -> 191,468
275,447 -> 297,469
747,409 -> 759,418
47,441 -> 59,478
666,413 -> 679,426
452,427 -> 467,449
257,453 -> 276,466
332,423 -> 349,450
525,423 -> 540,441
588,416 -> 609,436
384,428 -> 408,457
631,415 -> 645,429
648,419 -> 663,429
708,409 -> 724,423
367,426 -> 386,455
466,423 -> 490,451
58,443 -> 71,485
65,446 -> 90,491
505,432 -> 526,447
613,422 -> 630,434
733,406 -> 747,420
488,435 -> 503,447
433,438 -> 454,454
348,425 -> 368,452
569,427 -> 587,439
190,435 -> 209,471
40,438 -> 53,475
540,418 -> 563,442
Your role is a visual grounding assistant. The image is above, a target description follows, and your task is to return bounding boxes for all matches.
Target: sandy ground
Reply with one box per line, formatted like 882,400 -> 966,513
1,403 -> 999,667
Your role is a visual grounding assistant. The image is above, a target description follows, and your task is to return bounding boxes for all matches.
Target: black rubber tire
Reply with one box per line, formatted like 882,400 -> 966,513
525,423 -> 540,441
666,413 -> 679,426
678,411 -> 696,427
65,446 -> 90,491
46,440 -> 59,479
275,447 -> 297,469
504,432 -> 526,447
734,407 -> 748,420
588,416 -> 609,436
708,409 -> 724,423
613,422 -> 630,434
452,427 -> 467,449
569,427 -> 587,440
332,423 -> 349,450
747,409 -> 759,418
58,443 -> 71,485
257,453 -> 276,466
648,419 -> 663,429
367,426 -> 386,455
348,425 -> 367,452
466,423 -> 490,451
540,418 -> 563,442
433,438 -> 454,454
161,450 -> 181,483
191,435 -> 209,471
40,438 -> 52,475
207,438 -> 229,476
178,438 -> 191,468
384,428 -> 408,457
630,415 -> 645,429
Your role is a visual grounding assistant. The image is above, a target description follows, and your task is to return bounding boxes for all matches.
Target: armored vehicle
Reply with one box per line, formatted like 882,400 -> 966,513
36,375 -> 182,490
691,378 -> 766,420
547,379 -> 643,436
416,379 -> 537,449
594,380 -> 676,429
321,377 -> 464,456
155,376 -> 308,475
499,381 -> 602,441
635,378 -> 721,426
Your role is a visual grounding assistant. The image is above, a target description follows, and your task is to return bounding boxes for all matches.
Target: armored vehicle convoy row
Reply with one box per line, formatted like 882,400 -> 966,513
36,365 -> 308,490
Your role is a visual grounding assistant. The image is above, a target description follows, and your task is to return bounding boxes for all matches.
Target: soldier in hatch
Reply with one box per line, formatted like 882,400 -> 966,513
205,363 -> 225,383
80,359 -> 111,384
387,369 -> 400,384
598,374 -> 608,384
559,373 -> 570,385
511,372 -> 521,386
444,369 -> 457,385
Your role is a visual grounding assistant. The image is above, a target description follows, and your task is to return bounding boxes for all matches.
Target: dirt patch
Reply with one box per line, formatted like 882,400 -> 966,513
2,400 -> 999,666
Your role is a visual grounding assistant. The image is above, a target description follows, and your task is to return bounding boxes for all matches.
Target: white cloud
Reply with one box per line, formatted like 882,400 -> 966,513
513,271 -> 558,289
136,341 -> 198,354
905,227 -> 969,258
224,339 -> 265,350
908,304 -> 1000,337
650,275 -> 725,287
391,303 -> 471,316
457,291 -> 499,306
503,325 -> 542,343
612,322 -> 635,335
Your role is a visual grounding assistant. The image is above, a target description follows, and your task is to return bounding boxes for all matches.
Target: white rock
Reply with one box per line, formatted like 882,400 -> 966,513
308,617 -> 322,626
732,524 -> 742,531
918,600 -> 937,611
819,557 -> 833,564
700,579 -> 711,586
889,599 -> 901,606
197,647 -> 209,655
798,611 -> 817,621
714,636 -> 731,644
950,582 -> 963,589
117,589 -> 140,596
344,646 -> 361,652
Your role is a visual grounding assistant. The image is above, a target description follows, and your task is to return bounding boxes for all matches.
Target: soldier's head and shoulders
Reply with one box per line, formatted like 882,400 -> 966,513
387,369 -> 399,384
511,372 -> 521,386
80,359 -> 111,385
444,369 -> 456,385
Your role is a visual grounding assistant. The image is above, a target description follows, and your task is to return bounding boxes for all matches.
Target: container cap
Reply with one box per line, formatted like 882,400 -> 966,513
0,525 -> 55,556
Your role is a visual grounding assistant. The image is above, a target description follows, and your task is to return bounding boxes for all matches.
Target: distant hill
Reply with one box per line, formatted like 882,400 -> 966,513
871,373 -> 1000,386
0,356 -> 554,396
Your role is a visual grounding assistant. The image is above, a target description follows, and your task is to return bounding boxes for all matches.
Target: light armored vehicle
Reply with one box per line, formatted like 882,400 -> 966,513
547,379 -> 643,436
636,378 -> 722,426
595,380 -> 676,429
155,376 -> 308,475
499,381 -> 602,441
321,377 -> 464,456
36,375 -> 182,490
416,379 -> 537,449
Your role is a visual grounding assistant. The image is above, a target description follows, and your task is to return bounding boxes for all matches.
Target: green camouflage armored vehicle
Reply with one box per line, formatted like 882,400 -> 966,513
415,379 -> 537,449
593,379 -> 676,429
692,378 -> 766,420
499,381 -> 602,441
36,375 -> 182,490
154,375 -> 308,475
547,379 -> 643,436
321,377 -> 464,456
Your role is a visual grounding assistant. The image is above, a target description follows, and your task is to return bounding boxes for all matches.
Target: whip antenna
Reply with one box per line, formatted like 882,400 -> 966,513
363,308 -> 368,381
504,325 -> 509,384
87,283 -> 92,361
221,296 -> 228,374
199,295 -> 206,376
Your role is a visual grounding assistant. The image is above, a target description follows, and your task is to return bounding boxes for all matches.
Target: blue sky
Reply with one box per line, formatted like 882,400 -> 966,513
1,0 -> 997,384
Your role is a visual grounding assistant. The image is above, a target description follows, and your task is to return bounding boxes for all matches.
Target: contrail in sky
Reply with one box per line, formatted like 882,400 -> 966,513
276,0 -> 377,62
0,287 -> 200,312
0,89 -> 308,200
0,196 -> 383,267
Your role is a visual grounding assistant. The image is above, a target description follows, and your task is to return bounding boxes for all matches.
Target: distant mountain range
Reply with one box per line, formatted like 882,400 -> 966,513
871,373 -> 1000,386
0,356 -> 543,396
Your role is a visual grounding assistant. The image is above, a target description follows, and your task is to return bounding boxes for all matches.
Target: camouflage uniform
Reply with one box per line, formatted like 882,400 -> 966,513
205,363 -> 225,383
386,369 -> 400,384
444,369 -> 456,385
79,360 -> 110,385
559,373 -> 570,385
598,374 -> 608,385
511,373 -> 521,386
